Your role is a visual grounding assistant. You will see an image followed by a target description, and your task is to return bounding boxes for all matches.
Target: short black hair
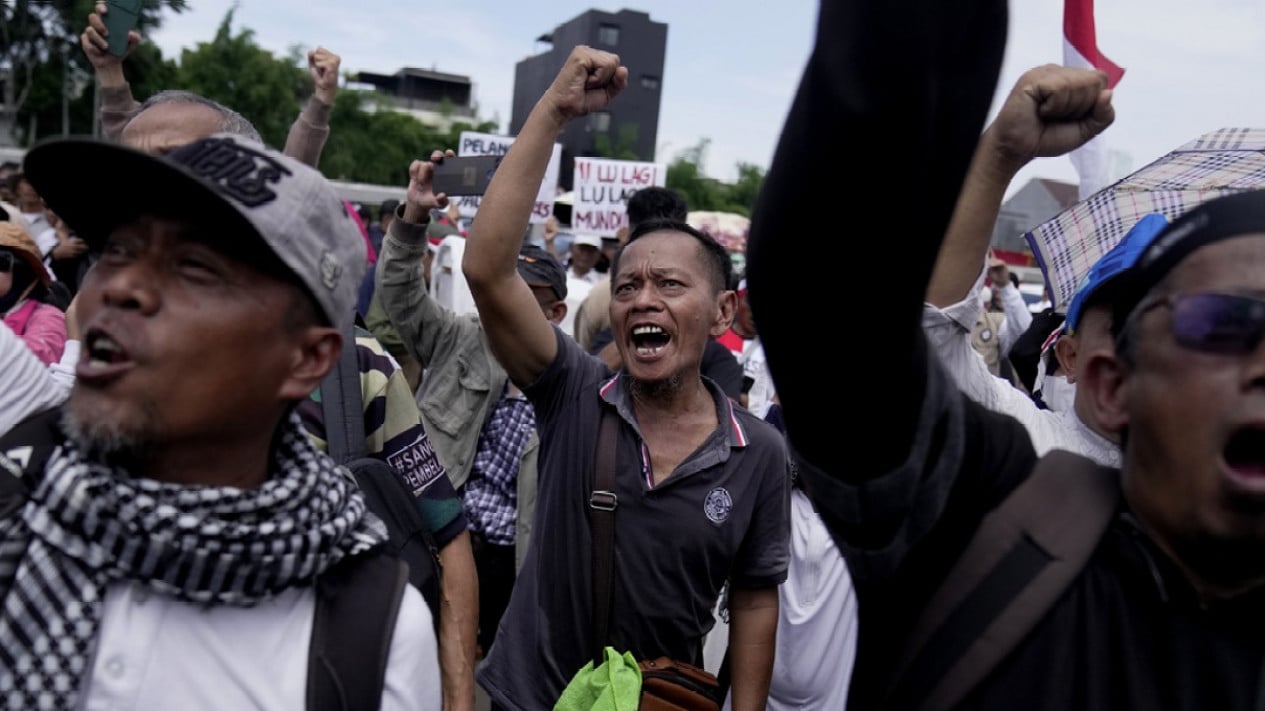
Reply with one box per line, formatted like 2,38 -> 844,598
612,218 -> 732,293
626,187 -> 688,228
380,199 -> 400,220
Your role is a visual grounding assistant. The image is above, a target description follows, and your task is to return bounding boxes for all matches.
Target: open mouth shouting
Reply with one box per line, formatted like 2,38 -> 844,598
78,327 -> 137,384
1221,426 -> 1265,497
631,324 -> 672,358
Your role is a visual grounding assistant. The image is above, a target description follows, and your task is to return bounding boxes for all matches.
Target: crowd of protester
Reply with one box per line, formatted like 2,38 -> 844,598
2,0 -> 1264,709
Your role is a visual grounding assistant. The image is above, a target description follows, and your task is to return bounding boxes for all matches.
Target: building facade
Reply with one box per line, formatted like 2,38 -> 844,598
992,178 -> 1079,253
511,8 -> 667,189
352,67 -> 478,133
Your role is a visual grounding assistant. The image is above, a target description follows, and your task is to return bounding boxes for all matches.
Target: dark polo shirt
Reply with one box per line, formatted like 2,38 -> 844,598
477,329 -> 791,710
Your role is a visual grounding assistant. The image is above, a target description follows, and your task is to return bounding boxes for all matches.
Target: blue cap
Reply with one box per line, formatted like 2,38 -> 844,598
1065,213 -> 1170,333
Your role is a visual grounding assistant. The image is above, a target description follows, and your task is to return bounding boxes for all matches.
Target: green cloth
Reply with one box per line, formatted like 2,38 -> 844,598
554,647 -> 642,711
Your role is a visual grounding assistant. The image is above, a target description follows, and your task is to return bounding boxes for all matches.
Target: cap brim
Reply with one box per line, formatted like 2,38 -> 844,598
23,138 -> 261,253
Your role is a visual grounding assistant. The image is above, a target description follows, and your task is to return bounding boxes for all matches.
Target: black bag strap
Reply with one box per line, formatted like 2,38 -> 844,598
885,449 -> 1122,711
309,321 -> 409,711
589,406 -> 621,667
0,407 -> 65,517
320,322 -> 368,463
307,548 -> 410,711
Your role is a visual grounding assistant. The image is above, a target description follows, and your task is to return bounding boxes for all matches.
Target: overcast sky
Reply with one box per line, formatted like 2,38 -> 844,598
149,0 -> 1265,192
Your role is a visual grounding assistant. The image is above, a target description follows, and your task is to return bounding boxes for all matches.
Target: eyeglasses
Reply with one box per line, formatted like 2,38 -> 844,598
0,252 -> 12,273
1133,292 -> 1265,355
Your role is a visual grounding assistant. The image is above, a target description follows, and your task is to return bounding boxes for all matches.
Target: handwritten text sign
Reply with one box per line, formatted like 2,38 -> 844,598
456,131 -> 561,224
572,158 -> 667,237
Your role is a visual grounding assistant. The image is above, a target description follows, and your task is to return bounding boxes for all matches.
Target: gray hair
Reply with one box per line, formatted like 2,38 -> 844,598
125,90 -> 263,144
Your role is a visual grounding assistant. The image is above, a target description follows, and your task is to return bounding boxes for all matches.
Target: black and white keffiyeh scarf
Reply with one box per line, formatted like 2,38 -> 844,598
0,413 -> 387,709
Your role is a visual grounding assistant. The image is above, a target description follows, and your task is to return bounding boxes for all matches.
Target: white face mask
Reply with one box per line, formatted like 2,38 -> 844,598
1039,374 -> 1077,414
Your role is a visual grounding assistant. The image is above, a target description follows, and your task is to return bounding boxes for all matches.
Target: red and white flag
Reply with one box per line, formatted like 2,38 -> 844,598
1064,0 -> 1124,199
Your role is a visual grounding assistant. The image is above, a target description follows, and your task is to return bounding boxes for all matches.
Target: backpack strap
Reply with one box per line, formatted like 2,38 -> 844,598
307,548 -> 410,711
589,406 -> 620,666
886,449 -> 1122,711
320,323 -> 368,464
0,407 -> 65,517
309,323 -> 412,711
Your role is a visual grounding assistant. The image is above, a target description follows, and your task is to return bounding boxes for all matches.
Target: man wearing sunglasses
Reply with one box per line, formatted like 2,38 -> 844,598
745,0 -> 1265,707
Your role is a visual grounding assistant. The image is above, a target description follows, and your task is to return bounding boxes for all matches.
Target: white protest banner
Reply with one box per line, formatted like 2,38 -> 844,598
456,131 -> 561,224
571,158 -> 667,237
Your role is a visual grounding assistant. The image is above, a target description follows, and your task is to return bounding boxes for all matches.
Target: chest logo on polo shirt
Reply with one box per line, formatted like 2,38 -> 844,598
704,487 -> 733,524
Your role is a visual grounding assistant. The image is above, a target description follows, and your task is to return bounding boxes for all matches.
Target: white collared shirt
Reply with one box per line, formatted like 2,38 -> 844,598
81,581 -> 440,711
922,271 -> 1121,467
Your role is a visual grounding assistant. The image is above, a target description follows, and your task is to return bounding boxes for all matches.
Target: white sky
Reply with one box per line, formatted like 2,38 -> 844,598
148,0 -> 1265,191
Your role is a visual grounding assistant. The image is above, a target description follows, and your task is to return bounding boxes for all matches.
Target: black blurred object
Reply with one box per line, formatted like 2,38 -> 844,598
1008,308 -> 1065,394
764,403 -> 786,435
44,282 -> 73,312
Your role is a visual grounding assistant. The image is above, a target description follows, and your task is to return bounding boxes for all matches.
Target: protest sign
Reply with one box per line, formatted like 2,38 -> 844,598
571,158 -> 667,237
455,131 -> 561,223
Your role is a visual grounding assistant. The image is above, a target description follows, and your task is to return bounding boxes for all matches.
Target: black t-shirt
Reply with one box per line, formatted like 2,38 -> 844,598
799,354 -> 1265,710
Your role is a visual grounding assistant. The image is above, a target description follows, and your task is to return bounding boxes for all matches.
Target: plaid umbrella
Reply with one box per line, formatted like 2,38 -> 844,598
1025,127 -> 1265,311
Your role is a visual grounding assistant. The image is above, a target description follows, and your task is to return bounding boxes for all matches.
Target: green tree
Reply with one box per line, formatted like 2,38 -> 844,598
665,138 -> 765,217
169,10 -> 497,184
173,8 -> 307,149
724,162 -> 766,216
5,0 -> 185,144
594,123 -> 640,160
318,90 -> 498,186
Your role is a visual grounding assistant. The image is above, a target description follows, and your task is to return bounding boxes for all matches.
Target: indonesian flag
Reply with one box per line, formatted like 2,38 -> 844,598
1064,0 -> 1124,199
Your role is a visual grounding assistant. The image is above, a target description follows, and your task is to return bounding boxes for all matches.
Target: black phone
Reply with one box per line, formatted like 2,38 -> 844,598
432,155 -> 503,197
104,0 -> 143,57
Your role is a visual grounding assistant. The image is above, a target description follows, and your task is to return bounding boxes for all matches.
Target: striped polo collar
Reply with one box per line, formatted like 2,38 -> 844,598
598,372 -> 749,449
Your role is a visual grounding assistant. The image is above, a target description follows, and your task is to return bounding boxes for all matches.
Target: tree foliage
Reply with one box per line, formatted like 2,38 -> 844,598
318,91 -> 497,187
174,9 -> 308,149
8,6 -> 761,203
155,9 -> 497,185
665,139 -> 764,217
594,123 -> 640,161
4,0 -> 185,144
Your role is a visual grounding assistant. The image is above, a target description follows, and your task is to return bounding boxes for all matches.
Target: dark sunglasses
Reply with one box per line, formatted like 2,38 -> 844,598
1135,292 -> 1265,355
0,252 -> 12,273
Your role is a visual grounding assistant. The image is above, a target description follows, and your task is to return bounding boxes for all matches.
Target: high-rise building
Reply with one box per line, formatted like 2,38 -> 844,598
511,9 -> 667,189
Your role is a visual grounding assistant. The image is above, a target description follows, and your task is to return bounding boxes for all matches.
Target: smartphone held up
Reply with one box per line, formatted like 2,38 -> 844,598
431,155 -> 504,197
104,0 -> 143,57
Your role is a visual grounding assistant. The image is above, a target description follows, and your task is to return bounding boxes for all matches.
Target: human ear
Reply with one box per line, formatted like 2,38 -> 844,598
1078,350 -> 1129,435
277,327 -> 342,401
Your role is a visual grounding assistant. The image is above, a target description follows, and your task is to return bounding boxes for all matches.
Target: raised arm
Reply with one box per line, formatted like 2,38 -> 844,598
926,65 -> 1115,308
462,46 -> 627,388
81,2 -> 141,141
746,0 -> 1007,477
284,47 -> 340,167
375,151 -> 466,369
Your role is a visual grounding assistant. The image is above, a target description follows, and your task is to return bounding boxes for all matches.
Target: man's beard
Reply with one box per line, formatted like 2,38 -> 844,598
61,394 -> 163,468
628,370 -> 685,402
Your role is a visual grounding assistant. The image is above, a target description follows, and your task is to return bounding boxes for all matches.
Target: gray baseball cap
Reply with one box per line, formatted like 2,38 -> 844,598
23,133 -> 365,329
